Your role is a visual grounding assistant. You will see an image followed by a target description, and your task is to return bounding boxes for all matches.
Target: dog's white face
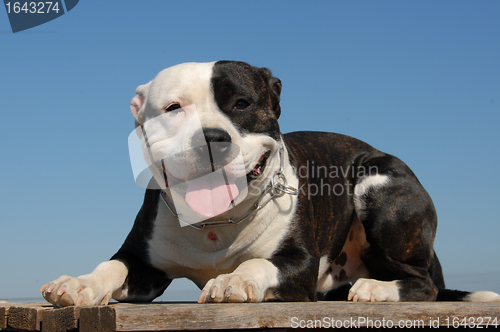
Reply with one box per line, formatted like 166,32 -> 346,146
130,62 -> 283,222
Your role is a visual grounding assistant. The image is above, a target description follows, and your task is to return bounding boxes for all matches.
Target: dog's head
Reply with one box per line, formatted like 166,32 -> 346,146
130,61 -> 283,223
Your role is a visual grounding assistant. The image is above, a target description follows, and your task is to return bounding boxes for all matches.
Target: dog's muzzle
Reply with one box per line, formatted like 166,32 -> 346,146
160,145 -> 298,230
128,112 -> 295,228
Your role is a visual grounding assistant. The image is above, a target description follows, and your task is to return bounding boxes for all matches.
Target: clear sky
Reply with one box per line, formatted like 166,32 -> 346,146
1,1 -> 499,301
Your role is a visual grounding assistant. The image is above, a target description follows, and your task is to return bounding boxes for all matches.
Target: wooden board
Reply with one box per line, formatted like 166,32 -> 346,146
0,305 -> 7,329
2,303 -> 55,331
80,302 -> 500,331
80,306 -> 116,332
42,306 -> 82,332
1,301 -> 500,331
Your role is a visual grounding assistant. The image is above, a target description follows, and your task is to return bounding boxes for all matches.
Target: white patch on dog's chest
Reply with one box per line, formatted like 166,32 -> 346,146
147,177 -> 298,288
317,217 -> 370,292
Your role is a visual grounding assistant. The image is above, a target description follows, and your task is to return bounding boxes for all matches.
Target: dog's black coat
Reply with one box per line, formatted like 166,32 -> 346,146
279,131 -> 443,301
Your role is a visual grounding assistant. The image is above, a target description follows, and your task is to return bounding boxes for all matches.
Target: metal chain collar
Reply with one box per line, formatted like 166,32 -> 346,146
160,146 -> 298,230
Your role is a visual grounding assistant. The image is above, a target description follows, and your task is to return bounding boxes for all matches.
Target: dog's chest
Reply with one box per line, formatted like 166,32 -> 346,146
146,198 -> 295,285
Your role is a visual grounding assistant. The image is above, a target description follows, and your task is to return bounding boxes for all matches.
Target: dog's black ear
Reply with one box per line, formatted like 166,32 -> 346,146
259,67 -> 282,119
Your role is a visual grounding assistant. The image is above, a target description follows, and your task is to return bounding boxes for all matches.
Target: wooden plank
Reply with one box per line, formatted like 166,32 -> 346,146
1,303 -> 50,330
0,305 -> 7,329
6,303 -> 55,331
3,302 -> 500,331
42,306 -> 82,332
80,306 -> 116,332
78,301 -> 500,331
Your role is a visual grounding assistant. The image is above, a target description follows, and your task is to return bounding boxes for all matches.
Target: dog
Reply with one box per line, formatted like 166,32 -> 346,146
40,61 -> 500,306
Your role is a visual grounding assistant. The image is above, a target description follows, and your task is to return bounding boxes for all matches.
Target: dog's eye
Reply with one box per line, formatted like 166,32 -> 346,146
165,103 -> 181,112
234,99 -> 250,110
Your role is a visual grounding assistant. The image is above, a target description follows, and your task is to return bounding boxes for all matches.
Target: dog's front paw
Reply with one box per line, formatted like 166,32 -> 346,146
348,278 -> 400,302
198,273 -> 263,303
39,275 -> 112,307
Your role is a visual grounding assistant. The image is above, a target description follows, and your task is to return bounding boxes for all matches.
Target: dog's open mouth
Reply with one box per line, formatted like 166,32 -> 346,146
246,150 -> 270,183
161,150 -> 270,188
160,150 -> 270,218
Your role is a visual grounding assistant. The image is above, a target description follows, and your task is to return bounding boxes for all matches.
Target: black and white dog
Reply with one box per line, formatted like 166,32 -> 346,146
41,61 -> 499,306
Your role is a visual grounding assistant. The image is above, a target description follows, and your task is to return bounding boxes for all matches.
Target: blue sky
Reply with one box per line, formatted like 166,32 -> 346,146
1,1 -> 499,301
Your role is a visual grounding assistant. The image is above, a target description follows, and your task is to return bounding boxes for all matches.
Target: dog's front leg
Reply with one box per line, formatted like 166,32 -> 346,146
198,259 -> 279,303
40,260 -> 128,307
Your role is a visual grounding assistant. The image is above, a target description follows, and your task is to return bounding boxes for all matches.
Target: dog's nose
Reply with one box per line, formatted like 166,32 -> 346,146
203,129 -> 233,162
191,128 -> 237,170
203,128 -> 232,144
191,128 -> 232,147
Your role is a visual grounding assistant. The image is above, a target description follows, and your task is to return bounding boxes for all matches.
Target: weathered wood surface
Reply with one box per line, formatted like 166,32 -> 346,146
42,306 -> 82,332
0,303 -> 54,331
0,306 -> 7,329
0,301 -> 499,331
